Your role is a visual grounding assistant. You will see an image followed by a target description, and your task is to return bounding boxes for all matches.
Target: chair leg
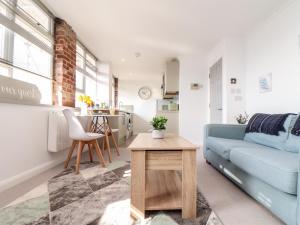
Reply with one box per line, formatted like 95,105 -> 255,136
76,141 -> 85,174
105,134 -> 113,163
94,141 -> 106,167
64,140 -> 77,169
102,137 -> 105,150
88,144 -> 94,163
110,133 -> 120,156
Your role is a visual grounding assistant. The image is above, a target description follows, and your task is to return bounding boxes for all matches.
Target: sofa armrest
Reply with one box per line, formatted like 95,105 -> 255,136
204,124 -> 246,140
203,124 -> 246,159
297,153 -> 300,224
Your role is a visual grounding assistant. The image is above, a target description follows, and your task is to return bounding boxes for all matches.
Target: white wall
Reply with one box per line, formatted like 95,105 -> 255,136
118,77 -> 162,134
0,103 -> 68,192
245,0 -> 300,114
178,55 -> 208,146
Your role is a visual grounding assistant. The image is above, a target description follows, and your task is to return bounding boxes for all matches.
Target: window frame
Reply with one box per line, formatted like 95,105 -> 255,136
0,0 -> 54,78
76,40 -> 98,97
0,0 -> 54,105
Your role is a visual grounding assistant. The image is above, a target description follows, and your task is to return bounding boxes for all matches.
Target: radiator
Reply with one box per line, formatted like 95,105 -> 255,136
48,110 -> 72,152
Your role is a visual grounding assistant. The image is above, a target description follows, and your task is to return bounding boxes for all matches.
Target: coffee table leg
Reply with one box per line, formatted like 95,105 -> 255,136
131,150 -> 145,219
182,150 -> 197,219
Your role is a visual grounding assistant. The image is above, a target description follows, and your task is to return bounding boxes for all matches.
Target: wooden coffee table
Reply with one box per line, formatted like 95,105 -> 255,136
128,133 -> 197,219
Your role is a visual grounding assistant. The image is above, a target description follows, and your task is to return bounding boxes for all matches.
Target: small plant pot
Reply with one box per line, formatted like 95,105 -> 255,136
152,129 -> 165,139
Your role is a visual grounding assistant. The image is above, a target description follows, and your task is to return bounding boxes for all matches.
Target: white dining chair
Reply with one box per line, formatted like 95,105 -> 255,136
63,109 -> 106,174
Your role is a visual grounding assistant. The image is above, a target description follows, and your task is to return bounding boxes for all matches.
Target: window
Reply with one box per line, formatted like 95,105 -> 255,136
0,0 -> 53,104
75,41 -> 98,106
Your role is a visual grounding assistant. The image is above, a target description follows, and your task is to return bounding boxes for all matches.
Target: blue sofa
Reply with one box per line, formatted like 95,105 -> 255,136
204,115 -> 300,225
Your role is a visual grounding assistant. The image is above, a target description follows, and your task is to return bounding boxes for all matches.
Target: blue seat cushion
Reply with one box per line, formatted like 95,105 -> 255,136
230,147 -> 298,195
206,137 -> 262,160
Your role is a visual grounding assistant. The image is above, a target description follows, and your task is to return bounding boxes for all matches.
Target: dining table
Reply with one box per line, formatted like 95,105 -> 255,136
76,113 -> 125,162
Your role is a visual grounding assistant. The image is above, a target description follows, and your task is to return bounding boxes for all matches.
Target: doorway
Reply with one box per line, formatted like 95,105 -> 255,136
209,58 -> 223,123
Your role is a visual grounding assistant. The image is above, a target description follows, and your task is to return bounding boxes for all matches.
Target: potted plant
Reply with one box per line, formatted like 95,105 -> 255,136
78,95 -> 94,115
151,116 -> 168,139
235,112 -> 249,124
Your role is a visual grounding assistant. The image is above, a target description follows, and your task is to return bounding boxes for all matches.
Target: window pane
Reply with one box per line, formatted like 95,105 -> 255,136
76,43 -> 84,56
0,1 -> 14,19
13,32 -> 52,77
0,2 -> 6,16
98,78 -> 109,102
12,67 -> 52,104
85,76 -> 96,99
86,66 -> 97,78
76,53 -> 84,68
0,25 -> 5,58
15,16 -> 52,47
76,70 -> 84,90
75,91 -> 84,107
0,62 -> 10,77
17,0 -> 50,31
86,53 -> 96,67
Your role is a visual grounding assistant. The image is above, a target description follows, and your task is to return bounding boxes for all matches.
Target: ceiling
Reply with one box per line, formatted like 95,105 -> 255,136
42,0 -> 289,79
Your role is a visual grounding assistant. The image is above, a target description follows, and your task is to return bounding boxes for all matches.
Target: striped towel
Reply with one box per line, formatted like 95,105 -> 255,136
291,117 -> 300,136
246,113 -> 291,136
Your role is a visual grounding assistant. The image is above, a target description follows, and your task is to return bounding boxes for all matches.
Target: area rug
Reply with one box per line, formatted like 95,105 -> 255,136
0,160 -> 223,225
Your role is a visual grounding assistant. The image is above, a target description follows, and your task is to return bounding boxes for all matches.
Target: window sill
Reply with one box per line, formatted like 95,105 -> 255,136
0,98 -> 78,110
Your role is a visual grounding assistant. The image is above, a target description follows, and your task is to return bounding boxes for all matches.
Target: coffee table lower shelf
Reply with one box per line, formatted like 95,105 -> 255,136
145,170 -> 182,210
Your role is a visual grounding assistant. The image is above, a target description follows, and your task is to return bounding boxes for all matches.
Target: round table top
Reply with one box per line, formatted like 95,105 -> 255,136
76,113 -> 124,117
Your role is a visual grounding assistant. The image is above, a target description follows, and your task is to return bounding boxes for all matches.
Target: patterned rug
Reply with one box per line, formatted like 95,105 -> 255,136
0,161 -> 223,225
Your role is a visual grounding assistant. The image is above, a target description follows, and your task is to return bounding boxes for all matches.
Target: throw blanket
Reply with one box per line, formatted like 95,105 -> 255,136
291,117 -> 300,136
246,113 -> 291,136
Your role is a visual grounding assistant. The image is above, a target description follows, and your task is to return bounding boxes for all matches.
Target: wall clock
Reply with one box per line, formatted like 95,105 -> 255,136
138,86 -> 152,100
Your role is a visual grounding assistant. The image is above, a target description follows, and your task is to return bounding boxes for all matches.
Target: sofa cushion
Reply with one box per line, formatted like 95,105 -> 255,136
230,147 -> 298,195
244,114 -> 296,150
285,115 -> 300,153
285,134 -> 300,153
206,137 -> 262,160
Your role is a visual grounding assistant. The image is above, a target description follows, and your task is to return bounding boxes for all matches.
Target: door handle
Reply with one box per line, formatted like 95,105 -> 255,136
217,108 -> 223,111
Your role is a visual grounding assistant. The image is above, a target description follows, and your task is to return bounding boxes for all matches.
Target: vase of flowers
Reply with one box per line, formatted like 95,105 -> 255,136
78,95 -> 94,115
235,112 -> 249,124
151,116 -> 168,139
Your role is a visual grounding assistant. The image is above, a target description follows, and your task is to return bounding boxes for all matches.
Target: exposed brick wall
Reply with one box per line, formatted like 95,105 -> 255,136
52,18 -> 76,107
114,77 -> 118,108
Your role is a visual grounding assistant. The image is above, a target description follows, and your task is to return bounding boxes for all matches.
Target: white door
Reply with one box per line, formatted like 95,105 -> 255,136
209,58 -> 223,123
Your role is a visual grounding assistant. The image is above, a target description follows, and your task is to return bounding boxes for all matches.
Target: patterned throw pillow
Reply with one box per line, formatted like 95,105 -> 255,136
246,113 -> 293,136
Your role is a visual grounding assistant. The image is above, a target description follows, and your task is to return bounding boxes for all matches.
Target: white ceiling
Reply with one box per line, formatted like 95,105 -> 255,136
42,0 -> 289,79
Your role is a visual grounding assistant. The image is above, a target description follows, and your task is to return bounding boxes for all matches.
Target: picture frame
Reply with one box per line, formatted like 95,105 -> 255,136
259,73 -> 272,93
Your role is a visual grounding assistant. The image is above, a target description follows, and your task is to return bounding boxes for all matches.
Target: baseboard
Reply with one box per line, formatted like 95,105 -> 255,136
0,155 -> 66,193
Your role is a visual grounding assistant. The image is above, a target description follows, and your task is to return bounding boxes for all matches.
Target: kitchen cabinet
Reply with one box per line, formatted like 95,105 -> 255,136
162,59 -> 179,98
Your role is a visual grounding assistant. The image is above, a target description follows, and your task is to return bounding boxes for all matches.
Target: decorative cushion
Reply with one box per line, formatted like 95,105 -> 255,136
246,113 -> 292,136
244,114 -> 295,150
230,146 -> 298,195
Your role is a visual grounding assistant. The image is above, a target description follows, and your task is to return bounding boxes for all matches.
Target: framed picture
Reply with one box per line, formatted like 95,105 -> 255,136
259,73 -> 272,93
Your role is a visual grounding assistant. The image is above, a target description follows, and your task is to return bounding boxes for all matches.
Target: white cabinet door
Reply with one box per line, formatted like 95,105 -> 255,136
165,59 -> 179,93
